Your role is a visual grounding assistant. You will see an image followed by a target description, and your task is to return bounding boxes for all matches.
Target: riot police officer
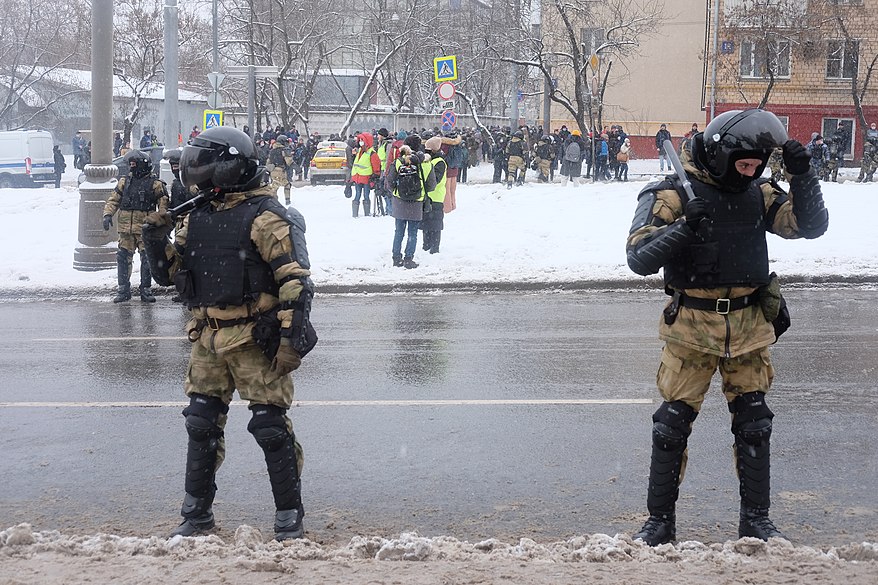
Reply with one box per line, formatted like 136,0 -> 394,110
102,150 -> 168,303
141,127 -> 317,540
625,109 -> 829,545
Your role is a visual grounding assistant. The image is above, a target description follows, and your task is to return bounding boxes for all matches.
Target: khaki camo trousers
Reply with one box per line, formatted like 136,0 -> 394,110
184,340 -> 303,474
656,342 -> 774,412
656,341 -> 774,480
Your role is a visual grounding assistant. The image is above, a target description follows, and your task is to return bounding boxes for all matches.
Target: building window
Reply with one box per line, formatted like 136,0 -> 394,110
580,28 -> 605,58
826,40 -> 859,79
739,39 -> 790,78
822,118 -> 855,160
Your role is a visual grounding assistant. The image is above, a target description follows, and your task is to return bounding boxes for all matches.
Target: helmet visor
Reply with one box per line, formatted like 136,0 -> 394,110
179,144 -> 215,189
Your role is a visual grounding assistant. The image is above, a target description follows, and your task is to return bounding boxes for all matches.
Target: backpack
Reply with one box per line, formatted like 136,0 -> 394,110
394,159 -> 424,201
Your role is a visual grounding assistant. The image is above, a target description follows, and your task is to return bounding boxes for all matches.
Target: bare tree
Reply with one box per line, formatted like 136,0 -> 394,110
503,0 -> 665,138
0,0 -> 86,129
809,0 -> 877,143
114,0 -> 207,145
719,0 -> 814,108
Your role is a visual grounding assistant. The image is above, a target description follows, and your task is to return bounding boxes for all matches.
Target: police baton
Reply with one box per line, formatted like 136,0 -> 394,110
168,190 -> 219,219
662,139 -> 697,203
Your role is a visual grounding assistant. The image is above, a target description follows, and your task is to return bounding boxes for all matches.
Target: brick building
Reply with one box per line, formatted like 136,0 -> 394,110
711,0 -> 878,162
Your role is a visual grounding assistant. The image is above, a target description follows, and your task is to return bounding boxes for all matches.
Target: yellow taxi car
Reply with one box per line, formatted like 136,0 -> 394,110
309,140 -> 348,185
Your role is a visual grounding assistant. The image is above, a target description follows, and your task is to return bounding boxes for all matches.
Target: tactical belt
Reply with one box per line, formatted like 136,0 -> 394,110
677,292 -> 759,315
199,315 -> 258,331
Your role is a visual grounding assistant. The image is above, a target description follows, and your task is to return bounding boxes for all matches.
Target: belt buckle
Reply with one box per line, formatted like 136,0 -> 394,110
205,316 -> 220,330
715,298 -> 730,315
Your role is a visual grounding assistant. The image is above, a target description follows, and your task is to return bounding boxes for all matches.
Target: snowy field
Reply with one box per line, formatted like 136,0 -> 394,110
1,157 -> 876,583
0,157 -> 876,296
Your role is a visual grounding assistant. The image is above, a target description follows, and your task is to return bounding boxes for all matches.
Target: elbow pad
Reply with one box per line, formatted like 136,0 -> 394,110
280,277 -> 318,357
627,220 -> 695,276
789,171 -> 829,239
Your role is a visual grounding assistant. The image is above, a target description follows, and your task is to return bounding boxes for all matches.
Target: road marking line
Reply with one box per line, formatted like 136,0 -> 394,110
0,399 -> 653,408
32,337 -> 187,341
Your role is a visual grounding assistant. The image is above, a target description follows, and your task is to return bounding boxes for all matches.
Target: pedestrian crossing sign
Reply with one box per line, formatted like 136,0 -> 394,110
203,110 -> 223,130
433,55 -> 458,83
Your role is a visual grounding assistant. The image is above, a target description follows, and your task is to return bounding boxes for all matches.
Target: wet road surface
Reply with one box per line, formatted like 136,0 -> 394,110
0,287 -> 875,546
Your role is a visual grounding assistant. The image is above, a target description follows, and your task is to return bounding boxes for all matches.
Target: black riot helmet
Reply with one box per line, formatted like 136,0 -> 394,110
164,148 -> 182,179
180,126 -> 262,193
694,109 -> 788,190
124,149 -> 153,179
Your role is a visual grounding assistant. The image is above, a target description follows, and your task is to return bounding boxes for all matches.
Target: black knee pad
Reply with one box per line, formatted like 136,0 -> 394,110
182,394 -> 228,439
730,392 -> 774,444
248,404 -> 291,451
652,401 -> 698,450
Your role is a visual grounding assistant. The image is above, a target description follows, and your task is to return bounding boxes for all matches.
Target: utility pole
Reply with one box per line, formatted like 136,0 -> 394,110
509,0 -> 521,130
163,0 -> 179,148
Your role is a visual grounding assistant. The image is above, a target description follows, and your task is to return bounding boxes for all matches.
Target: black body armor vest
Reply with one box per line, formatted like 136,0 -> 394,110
663,178 -> 770,289
183,196 -> 290,307
120,176 -> 160,211
169,179 -> 190,209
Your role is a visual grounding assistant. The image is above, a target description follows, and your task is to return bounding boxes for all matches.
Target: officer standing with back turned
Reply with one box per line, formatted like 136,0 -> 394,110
625,109 -> 828,545
141,127 -> 317,540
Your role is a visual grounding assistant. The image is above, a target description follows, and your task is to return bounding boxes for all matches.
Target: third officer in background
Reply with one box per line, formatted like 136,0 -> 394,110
141,127 -> 316,541
102,150 -> 168,303
268,134 -> 294,204
505,130 -> 527,189
626,109 -> 828,546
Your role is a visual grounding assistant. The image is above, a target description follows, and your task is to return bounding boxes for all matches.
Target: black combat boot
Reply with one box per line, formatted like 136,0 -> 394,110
392,254 -> 403,267
739,506 -> 784,540
403,256 -> 419,269
634,401 -> 697,546
731,392 -> 786,540
113,250 -> 132,302
352,200 -> 359,218
275,506 -> 304,541
171,492 -> 216,537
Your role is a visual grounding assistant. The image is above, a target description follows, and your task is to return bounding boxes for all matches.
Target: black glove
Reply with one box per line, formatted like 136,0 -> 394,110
102,215 -> 113,231
782,139 -> 811,175
684,197 -> 710,232
141,211 -> 174,242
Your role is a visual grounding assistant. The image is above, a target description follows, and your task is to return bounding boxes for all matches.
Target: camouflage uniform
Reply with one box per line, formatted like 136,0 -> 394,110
505,135 -> 527,187
533,138 -> 554,183
145,175 -> 314,540
626,130 -> 828,545
857,140 -> 877,182
268,142 -> 294,203
103,175 -> 168,301
767,147 -> 784,183
824,138 -> 842,182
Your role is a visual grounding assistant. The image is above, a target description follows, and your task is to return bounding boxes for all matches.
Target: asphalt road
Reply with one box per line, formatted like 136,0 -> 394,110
0,287 -> 875,547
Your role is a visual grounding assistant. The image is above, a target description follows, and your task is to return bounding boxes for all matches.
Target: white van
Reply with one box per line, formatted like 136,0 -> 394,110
0,130 -> 56,188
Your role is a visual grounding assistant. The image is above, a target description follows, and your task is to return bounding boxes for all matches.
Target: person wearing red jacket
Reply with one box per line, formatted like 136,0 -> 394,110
349,131 -> 381,217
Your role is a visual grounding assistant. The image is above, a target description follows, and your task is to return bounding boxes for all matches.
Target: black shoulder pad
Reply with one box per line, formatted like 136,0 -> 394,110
286,206 -> 310,270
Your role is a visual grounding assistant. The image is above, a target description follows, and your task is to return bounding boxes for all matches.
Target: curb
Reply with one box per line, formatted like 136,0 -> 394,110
1,275 -> 877,301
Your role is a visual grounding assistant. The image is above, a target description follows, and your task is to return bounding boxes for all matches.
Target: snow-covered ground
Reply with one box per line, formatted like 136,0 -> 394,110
1,157 -> 876,296
2,157 -> 876,583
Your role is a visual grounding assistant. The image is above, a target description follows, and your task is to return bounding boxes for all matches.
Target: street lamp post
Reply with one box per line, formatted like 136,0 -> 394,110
73,0 -> 117,271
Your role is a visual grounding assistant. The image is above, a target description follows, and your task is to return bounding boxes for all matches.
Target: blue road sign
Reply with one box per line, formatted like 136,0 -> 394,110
433,56 -> 458,82
441,110 -> 456,129
203,110 -> 223,129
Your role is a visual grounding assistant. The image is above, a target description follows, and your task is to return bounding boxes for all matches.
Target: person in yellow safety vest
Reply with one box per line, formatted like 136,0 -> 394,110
420,136 -> 447,254
383,134 -> 436,269
349,131 -> 381,218
374,128 -> 391,216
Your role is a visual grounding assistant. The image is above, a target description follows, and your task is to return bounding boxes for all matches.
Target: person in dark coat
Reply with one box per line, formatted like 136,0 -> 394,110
53,145 -> 66,188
